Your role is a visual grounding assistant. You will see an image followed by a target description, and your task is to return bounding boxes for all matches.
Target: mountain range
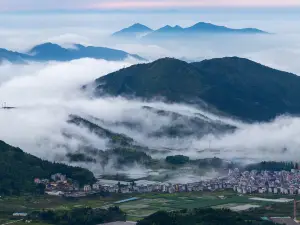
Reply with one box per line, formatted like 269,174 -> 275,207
92,57 -> 300,122
0,43 -> 144,63
112,22 -> 268,39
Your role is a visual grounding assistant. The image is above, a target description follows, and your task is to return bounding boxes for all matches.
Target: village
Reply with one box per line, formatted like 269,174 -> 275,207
34,168 -> 300,198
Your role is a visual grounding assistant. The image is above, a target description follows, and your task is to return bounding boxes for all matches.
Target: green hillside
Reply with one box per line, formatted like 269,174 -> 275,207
0,140 -> 95,195
93,57 -> 300,121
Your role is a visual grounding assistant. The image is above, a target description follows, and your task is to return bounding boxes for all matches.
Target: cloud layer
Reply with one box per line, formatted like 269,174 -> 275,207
1,58 -> 300,170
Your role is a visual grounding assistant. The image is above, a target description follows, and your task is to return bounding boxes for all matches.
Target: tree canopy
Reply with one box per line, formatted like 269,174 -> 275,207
137,208 -> 276,225
0,140 -> 95,195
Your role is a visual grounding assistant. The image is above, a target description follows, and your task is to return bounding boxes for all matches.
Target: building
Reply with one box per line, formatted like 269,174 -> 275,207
13,213 -> 28,217
51,173 -> 67,182
84,185 -> 92,192
34,178 -> 41,184
92,183 -> 101,190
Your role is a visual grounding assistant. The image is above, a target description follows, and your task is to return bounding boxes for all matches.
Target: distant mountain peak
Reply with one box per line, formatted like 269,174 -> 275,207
130,23 -> 151,29
192,22 -> 214,26
174,25 -> 183,29
156,25 -> 184,33
112,23 -> 153,37
30,42 -> 61,49
28,42 -> 63,54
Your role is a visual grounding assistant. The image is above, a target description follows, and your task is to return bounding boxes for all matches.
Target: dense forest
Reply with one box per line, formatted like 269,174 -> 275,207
137,208 -> 276,225
94,57 -> 300,121
166,155 -> 190,165
0,140 -> 95,195
36,206 -> 126,225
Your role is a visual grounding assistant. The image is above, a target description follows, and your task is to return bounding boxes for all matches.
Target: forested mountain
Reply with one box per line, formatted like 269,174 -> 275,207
66,115 -> 153,167
93,57 -> 300,121
0,140 -> 95,195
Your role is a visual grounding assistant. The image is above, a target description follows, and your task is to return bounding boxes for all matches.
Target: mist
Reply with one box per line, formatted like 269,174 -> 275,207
2,11 -> 300,75
0,58 -> 300,171
1,11 -> 300,181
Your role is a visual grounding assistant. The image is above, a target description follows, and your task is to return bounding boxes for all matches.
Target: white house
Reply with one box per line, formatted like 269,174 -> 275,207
13,213 -> 28,217
84,185 -> 92,192
92,183 -> 101,190
45,191 -> 64,196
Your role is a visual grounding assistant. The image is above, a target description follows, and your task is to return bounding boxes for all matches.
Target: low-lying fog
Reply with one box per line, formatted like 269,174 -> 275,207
0,58 -> 300,165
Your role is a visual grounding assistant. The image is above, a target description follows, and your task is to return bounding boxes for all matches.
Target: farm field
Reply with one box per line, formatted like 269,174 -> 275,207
0,191 -> 298,223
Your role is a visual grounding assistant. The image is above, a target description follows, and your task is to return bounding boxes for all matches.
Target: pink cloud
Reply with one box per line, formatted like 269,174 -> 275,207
90,0 -> 300,9
1,0 -> 300,11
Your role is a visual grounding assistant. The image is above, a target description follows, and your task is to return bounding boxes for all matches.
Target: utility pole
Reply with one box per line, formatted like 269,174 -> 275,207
294,199 -> 300,220
294,199 -> 297,220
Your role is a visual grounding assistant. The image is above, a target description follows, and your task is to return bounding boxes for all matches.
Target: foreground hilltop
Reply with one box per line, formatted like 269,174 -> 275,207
93,57 -> 300,121
0,140 -> 95,195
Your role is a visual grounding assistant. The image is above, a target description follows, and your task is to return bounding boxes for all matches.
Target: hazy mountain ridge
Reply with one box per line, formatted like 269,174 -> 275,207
142,106 -> 236,138
112,22 -> 268,40
0,42 -> 145,63
0,48 -> 30,63
65,115 -> 153,169
56,102 -> 238,171
92,57 -> 300,121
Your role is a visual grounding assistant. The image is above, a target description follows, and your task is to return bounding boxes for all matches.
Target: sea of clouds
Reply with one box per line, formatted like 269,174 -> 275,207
1,11 -> 300,179
1,58 -> 300,164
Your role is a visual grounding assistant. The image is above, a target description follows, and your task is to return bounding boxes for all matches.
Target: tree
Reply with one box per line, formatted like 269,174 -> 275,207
166,155 -> 190,165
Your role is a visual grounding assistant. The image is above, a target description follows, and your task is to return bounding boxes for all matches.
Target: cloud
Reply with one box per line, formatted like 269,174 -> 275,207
1,0 -> 300,12
188,116 -> 300,163
0,59 -> 130,158
91,0 -> 300,10
1,57 -> 300,173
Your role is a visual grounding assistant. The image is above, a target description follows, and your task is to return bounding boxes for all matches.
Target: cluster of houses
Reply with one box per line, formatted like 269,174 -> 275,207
35,169 -> 300,197
231,168 -> 300,195
34,173 -> 80,196
92,169 -> 300,195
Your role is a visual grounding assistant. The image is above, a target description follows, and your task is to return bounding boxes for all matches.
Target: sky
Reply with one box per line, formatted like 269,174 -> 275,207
1,0 -> 300,12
